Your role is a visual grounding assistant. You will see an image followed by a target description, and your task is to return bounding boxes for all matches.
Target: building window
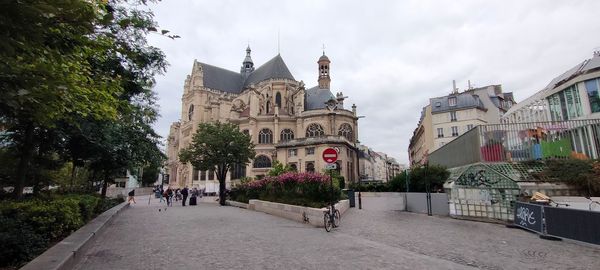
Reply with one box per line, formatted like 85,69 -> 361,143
200,170 -> 206,181
231,163 -> 246,179
280,129 -> 294,142
306,162 -> 315,172
266,101 -> 271,114
466,124 -> 474,131
306,123 -> 325,137
276,92 -> 282,108
289,163 -> 297,171
585,78 -> 600,113
449,97 -> 457,107
547,85 -> 583,120
193,170 -> 198,180
338,123 -> 353,141
437,128 -> 444,138
451,126 -> 459,136
208,169 -> 214,180
253,155 -> 272,168
258,128 -> 273,144
288,149 -> 297,157
450,111 -> 457,122
306,147 -> 315,155
188,104 -> 194,121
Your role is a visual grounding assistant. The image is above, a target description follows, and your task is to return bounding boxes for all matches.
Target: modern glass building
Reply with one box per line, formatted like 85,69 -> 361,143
502,51 -> 600,123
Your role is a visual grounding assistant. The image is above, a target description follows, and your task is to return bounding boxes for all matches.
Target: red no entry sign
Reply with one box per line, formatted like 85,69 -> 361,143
322,148 -> 338,163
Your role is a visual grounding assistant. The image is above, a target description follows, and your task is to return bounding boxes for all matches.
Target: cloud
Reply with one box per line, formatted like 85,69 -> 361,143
147,0 -> 600,164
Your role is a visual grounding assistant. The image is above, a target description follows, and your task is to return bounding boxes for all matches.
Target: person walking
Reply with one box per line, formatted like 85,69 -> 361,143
127,189 -> 136,204
164,187 -> 173,206
158,185 -> 165,203
181,186 -> 189,206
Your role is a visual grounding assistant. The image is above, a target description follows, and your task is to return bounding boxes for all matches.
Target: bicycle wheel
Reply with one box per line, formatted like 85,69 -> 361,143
333,209 -> 341,227
323,212 -> 332,232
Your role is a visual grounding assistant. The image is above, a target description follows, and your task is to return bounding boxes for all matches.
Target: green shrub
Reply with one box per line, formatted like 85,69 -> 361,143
0,194 -> 122,268
230,172 -> 341,208
0,216 -> 48,268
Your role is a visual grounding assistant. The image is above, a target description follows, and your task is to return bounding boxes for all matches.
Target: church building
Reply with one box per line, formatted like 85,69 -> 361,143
166,47 -> 360,191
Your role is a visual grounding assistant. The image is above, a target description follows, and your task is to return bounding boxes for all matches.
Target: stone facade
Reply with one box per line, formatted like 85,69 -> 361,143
409,83 -> 515,167
166,48 -> 360,190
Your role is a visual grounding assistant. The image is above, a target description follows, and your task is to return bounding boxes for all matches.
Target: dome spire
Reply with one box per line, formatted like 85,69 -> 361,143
241,45 -> 254,77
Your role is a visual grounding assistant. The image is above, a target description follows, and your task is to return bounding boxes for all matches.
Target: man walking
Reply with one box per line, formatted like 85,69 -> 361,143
181,186 -> 189,206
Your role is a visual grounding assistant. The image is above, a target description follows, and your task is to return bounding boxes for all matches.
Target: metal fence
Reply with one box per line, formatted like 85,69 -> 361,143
430,119 -> 600,168
513,201 -> 600,245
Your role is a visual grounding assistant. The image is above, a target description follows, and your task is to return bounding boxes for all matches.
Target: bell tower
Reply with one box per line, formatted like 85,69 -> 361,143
318,51 -> 331,89
241,45 -> 254,79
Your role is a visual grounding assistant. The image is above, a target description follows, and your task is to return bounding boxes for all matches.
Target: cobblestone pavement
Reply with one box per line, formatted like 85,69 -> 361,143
74,196 -> 600,270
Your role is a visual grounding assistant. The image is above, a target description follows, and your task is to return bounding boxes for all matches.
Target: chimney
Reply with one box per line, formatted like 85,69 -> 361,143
468,80 -> 472,90
452,80 -> 458,94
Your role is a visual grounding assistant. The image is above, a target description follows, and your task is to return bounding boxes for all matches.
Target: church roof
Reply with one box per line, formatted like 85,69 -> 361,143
244,54 -> 295,87
305,86 -> 335,110
197,54 -> 295,94
200,63 -> 244,93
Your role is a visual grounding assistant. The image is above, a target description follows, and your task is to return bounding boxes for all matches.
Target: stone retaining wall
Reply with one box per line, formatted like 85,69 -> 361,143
20,202 -> 129,270
248,200 -> 349,227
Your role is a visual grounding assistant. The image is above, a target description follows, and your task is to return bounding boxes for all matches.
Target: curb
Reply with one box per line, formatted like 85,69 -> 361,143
20,201 -> 129,270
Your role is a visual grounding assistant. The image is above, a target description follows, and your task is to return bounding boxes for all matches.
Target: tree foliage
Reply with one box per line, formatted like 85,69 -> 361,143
179,122 -> 255,205
268,160 -> 295,176
541,159 -> 600,196
0,0 -> 171,197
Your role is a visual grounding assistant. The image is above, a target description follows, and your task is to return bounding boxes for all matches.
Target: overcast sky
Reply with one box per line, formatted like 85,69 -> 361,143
147,0 -> 600,165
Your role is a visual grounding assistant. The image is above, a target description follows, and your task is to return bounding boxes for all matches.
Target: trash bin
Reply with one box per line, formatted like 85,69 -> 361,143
345,189 -> 355,208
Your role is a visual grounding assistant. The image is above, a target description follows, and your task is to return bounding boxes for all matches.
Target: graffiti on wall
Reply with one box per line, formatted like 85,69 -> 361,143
456,169 -> 501,187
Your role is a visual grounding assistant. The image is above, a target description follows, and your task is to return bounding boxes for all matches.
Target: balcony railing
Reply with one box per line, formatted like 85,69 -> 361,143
429,119 -> 600,168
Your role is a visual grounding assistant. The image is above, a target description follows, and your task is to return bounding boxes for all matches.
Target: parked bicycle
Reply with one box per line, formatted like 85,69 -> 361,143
585,196 -> 600,211
323,204 -> 340,232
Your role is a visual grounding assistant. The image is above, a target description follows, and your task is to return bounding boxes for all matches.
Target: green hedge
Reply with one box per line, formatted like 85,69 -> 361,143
230,172 -> 341,208
0,194 -> 122,268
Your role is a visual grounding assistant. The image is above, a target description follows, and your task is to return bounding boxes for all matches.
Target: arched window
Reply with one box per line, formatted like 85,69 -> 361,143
306,123 -> 325,137
258,129 -> 273,144
188,104 -> 194,121
289,163 -> 297,171
280,129 -> 294,142
306,162 -> 315,173
253,155 -> 272,168
338,123 -> 353,141
276,92 -> 282,108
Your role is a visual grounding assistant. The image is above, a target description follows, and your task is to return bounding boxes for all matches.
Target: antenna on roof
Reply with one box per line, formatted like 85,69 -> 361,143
277,29 -> 280,54
322,43 -> 326,55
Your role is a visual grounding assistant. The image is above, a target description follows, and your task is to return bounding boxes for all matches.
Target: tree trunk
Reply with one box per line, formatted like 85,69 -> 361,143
70,162 -> 77,191
101,175 -> 108,197
14,123 -> 35,199
217,164 -> 228,206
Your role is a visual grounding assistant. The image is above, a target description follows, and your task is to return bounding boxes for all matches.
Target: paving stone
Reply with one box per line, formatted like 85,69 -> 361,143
73,196 -> 600,270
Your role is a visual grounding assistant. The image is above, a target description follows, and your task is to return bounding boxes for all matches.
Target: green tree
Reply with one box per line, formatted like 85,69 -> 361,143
179,122 -> 255,205
267,160 -> 294,176
388,172 -> 408,192
408,165 -> 449,192
0,0 -> 171,197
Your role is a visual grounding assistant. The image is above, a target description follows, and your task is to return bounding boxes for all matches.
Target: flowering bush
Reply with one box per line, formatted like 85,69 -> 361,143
230,172 -> 341,208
